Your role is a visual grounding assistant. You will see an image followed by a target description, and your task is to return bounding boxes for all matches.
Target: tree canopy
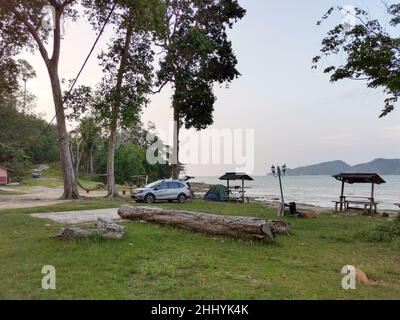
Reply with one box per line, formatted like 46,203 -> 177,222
151,0 -> 245,178
314,4 -> 400,117
154,0 -> 245,129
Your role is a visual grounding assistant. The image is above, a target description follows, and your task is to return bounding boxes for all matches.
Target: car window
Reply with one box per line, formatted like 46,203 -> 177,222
168,182 -> 179,189
178,182 -> 186,188
158,182 -> 169,190
146,181 -> 160,188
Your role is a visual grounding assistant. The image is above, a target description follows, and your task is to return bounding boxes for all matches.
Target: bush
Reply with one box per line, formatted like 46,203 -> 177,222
94,142 -> 172,184
353,215 -> 400,243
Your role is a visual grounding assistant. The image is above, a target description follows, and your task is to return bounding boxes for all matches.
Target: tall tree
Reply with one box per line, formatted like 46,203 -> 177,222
152,0 -> 246,178
83,0 -> 154,198
0,0 -> 80,199
0,58 -> 36,112
79,116 -> 102,174
314,4 -> 400,117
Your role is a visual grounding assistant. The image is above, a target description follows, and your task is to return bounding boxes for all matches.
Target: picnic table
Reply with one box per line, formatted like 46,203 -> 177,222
346,196 -> 379,213
334,196 -> 379,213
227,187 -> 250,203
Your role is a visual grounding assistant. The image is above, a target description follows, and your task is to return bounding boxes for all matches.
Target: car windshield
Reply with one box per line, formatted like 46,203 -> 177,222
145,181 -> 161,188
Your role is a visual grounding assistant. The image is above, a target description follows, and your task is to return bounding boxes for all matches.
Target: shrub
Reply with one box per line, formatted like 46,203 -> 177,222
353,215 -> 400,243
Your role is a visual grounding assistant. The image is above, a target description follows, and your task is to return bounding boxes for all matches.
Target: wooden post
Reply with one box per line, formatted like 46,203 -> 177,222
370,182 -> 375,214
371,182 -> 375,200
242,179 -> 245,203
340,180 -> 345,211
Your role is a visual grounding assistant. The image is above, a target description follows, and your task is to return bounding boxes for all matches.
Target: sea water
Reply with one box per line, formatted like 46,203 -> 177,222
192,175 -> 400,210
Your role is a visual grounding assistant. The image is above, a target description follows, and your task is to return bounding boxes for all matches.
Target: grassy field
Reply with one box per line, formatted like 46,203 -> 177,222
0,198 -> 399,300
0,190 -> 27,195
20,164 -> 128,193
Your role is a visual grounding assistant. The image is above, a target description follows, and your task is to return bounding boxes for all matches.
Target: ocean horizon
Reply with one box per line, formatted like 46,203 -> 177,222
191,175 -> 400,210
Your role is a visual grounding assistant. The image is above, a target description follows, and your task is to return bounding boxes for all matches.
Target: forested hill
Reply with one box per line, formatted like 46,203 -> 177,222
285,159 -> 400,176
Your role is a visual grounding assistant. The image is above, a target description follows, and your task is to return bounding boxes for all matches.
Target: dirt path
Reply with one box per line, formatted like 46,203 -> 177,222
0,186 -> 109,210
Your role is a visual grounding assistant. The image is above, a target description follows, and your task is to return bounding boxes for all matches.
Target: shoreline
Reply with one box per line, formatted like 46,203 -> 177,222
190,182 -> 399,215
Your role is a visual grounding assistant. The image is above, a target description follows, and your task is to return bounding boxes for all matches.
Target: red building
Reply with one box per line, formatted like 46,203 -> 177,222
0,167 -> 13,185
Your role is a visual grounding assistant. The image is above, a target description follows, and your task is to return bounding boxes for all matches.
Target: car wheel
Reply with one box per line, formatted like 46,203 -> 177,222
177,194 -> 187,203
144,194 -> 155,204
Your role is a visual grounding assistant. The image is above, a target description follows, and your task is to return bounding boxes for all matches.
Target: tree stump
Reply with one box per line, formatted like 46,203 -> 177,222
118,205 -> 290,243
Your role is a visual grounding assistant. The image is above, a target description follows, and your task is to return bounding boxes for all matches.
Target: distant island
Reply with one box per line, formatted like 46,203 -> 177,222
283,159 -> 400,176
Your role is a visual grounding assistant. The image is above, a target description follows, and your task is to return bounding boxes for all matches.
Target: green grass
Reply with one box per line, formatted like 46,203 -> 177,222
0,199 -> 399,300
21,178 -> 63,188
18,162 -> 128,192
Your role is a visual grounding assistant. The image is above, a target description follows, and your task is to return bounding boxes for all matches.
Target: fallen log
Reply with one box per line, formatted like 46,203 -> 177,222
118,205 -> 290,243
52,218 -> 125,240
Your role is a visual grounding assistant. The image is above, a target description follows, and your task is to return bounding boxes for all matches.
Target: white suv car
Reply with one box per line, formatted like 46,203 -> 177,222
131,180 -> 191,204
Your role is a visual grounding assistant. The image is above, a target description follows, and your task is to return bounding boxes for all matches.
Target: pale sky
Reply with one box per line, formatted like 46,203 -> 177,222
20,0 -> 400,176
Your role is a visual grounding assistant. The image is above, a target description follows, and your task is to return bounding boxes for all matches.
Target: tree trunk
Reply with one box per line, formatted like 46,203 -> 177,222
171,106 -> 180,179
75,139 -> 83,175
118,205 -> 290,243
107,113 -> 118,198
106,15 -> 135,199
47,65 -> 79,200
69,141 -> 75,169
89,145 -> 94,174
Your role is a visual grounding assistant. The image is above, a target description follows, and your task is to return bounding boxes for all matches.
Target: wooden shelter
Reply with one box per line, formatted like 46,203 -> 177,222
332,173 -> 386,213
219,172 -> 254,203
131,175 -> 149,187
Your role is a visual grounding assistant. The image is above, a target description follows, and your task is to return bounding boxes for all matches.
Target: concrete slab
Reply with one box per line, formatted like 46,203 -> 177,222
31,208 -> 121,225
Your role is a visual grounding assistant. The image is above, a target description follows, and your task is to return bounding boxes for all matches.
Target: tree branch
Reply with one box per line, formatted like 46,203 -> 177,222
0,0 -> 50,66
50,6 -> 63,66
62,0 -> 76,7
0,142 -> 13,150
151,80 -> 169,94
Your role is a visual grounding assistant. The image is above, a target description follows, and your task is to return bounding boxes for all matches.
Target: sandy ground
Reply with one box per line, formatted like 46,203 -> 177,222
31,208 -> 121,224
0,185 -> 109,210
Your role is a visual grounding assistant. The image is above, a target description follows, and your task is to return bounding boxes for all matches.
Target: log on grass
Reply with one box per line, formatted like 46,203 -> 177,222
52,218 -> 125,240
118,205 -> 290,243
